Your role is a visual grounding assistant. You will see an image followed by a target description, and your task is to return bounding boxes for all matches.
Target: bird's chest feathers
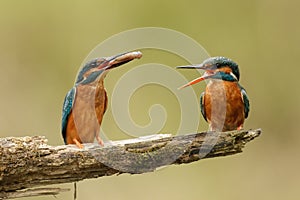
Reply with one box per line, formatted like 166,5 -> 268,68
76,84 -> 106,108
205,80 -> 244,130
206,80 -> 241,101
73,84 -> 107,125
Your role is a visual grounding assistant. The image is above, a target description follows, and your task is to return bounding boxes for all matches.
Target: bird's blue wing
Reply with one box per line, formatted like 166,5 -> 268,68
61,87 -> 76,144
200,92 -> 207,122
239,85 -> 250,119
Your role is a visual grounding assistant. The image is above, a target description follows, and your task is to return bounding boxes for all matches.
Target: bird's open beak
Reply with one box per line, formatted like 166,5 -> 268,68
99,51 -> 142,70
177,64 -> 215,89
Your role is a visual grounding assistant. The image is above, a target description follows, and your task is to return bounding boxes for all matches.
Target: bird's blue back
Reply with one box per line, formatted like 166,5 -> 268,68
239,84 -> 250,119
61,87 -> 76,144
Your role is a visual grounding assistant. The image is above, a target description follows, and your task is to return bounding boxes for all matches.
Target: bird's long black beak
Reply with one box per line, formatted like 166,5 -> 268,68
101,51 -> 142,70
177,64 -> 216,89
176,64 -> 204,69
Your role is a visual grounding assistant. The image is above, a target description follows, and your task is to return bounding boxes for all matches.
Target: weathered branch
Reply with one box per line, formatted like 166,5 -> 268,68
0,188 -> 69,199
0,129 -> 261,199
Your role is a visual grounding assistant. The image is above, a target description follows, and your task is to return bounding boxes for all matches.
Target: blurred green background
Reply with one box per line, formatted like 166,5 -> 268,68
1,0 -> 299,200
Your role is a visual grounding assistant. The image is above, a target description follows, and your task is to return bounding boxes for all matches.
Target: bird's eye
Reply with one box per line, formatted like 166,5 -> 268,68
210,64 -> 218,69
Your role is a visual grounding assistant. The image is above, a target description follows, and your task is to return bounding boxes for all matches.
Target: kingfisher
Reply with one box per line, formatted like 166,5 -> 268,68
62,51 -> 142,148
177,56 -> 249,132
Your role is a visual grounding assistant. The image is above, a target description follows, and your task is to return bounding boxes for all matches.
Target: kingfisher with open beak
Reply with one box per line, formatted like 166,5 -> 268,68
177,56 -> 249,132
62,51 -> 142,148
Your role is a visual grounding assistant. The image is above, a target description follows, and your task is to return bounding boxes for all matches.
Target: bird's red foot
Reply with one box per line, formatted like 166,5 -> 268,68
237,125 -> 243,130
96,136 -> 104,146
73,138 -> 84,149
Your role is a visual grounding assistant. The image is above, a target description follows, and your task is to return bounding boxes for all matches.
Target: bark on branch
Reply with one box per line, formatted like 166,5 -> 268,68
0,129 -> 261,199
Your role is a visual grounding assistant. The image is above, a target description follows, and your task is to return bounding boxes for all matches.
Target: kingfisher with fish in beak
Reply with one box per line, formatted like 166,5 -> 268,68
177,56 -> 250,132
62,51 -> 142,148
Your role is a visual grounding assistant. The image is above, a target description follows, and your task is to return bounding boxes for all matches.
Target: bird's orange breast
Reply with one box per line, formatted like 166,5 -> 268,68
204,80 -> 245,131
65,83 -> 107,144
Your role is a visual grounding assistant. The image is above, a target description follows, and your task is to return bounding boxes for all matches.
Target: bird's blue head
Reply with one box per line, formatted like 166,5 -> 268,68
177,56 -> 240,89
75,51 -> 142,85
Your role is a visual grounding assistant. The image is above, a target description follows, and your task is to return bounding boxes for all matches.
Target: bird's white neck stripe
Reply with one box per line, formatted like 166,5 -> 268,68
230,72 -> 238,81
